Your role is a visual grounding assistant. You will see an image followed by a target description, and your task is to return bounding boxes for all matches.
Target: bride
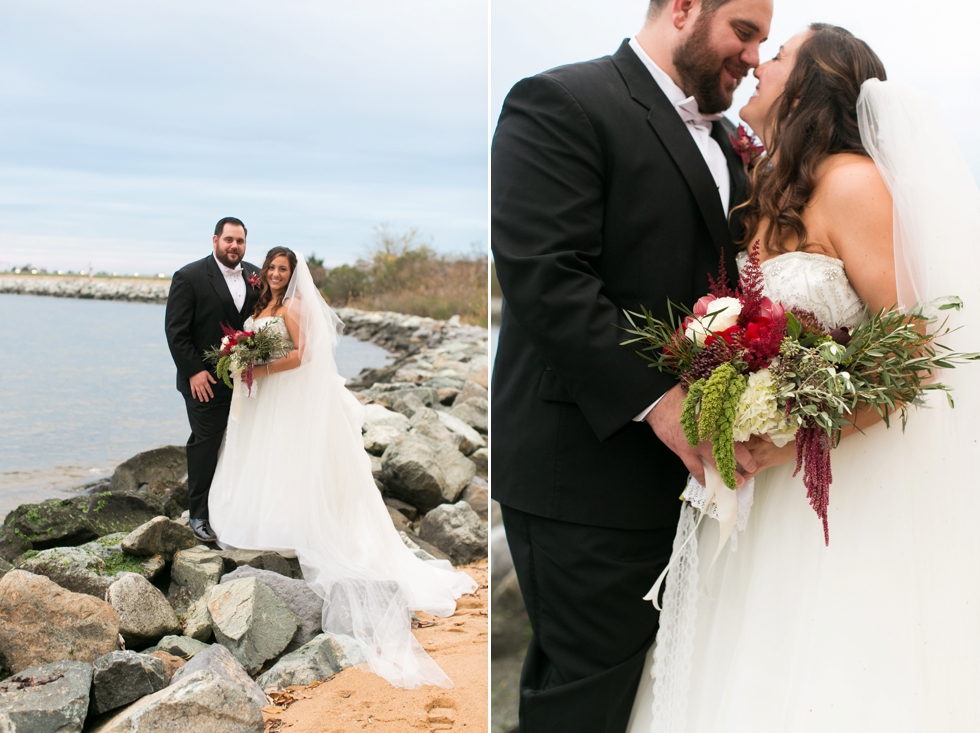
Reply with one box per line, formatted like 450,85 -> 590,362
629,24 -> 980,731
207,246 -> 477,690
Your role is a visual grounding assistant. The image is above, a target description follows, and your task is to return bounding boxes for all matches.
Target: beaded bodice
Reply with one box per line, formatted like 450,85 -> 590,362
737,251 -> 865,329
244,315 -> 293,348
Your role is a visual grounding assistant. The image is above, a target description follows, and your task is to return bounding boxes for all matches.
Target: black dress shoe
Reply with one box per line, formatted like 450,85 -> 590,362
189,518 -> 218,542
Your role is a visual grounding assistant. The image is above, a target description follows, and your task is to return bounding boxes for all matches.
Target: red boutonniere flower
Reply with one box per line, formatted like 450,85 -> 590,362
246,272 -> 261,289
730,124 -> 765,171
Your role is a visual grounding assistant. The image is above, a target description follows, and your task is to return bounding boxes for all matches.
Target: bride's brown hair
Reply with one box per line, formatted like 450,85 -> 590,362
252,247 -> 298,318
736,24 -> 887,254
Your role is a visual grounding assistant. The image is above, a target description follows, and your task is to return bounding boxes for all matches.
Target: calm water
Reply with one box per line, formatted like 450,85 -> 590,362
0,293 -> 391,516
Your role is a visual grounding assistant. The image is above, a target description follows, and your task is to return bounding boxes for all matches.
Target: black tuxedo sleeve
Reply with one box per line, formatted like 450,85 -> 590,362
165,269 -> 206,379
492,75 -> 676,442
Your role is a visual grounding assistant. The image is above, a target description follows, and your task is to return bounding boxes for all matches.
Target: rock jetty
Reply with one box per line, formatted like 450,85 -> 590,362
0,310 -> 488,728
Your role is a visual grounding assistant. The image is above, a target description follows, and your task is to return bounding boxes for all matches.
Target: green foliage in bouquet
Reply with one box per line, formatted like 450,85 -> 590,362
681,363 -> 747,489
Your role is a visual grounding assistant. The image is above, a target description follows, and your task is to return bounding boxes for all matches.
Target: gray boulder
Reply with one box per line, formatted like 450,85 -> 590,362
391,392 -> 429,420
142,636 -> 209,661
120,517 -> 196,560
16,544 -> 163,599
386,506 -> 412,534
369,387 -> 439,413
460,481 -> 489,520
381,434 -> 476,513
0,571 -> 120,677
219,566 -> 322,654
214,550 -> 293,579
181,598 -> 213,642
255,634 -> 365,689
411,407 -> 463,448
109,447 -> 187,494
90,651 -> 168,716
107,573 -> 182,648
168,644 -> 265,706
470,447 -> 488,479
91,645 -> 264,733
0,661 -> 92,733
361,404 -> 411,432
142,479 -> 189,519
207,578 -> 299,675
436,411 -> 486,455
168,547 -> 224,612
454,380 -> 488,406
383,497 -> 418,522
0,492 -> 166,564
449,397 -> 488,433
419,501 -> 488,565
0,558 -> 11,582
362,424 -> 403,456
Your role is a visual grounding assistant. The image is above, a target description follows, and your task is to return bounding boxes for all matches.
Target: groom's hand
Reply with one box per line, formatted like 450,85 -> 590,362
645,384 -> 757,487
190,370 -> 217,402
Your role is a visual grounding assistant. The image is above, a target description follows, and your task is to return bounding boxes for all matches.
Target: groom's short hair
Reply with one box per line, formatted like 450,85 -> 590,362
648,0 -> 733,17
215,217 -> 247,238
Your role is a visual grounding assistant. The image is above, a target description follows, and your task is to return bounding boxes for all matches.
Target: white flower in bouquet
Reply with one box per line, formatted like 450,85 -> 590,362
732,368 -> 799,446
684,297 -> 742,346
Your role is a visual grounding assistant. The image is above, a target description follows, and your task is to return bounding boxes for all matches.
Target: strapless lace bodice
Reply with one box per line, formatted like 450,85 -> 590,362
244,315 -> 293,348
737,250 -> 865,329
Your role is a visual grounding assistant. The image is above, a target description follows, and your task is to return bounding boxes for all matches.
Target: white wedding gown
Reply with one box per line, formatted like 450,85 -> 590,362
208,260 -> 476,690
629,80 -> 980,731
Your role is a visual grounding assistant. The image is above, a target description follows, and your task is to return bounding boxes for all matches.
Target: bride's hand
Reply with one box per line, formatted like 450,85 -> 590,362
743,434 -> 796,478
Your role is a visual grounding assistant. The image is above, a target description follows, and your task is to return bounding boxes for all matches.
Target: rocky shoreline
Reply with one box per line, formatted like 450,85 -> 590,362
0,312 -> 489,732
0,276 -> 170,303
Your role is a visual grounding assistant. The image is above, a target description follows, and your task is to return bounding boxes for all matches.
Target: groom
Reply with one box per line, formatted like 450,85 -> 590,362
165,217 -> 261,542
492,0 -> 771,730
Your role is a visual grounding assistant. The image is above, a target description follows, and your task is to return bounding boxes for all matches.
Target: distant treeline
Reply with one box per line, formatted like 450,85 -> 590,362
309,226 -> 488,327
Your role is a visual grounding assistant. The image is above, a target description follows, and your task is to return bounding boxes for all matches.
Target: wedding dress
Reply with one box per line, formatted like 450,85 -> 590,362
628,79 -> 980,731
208,256 -> 476,690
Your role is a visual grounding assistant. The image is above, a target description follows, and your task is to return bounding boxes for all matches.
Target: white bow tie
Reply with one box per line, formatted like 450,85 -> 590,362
676,97 -> 722,131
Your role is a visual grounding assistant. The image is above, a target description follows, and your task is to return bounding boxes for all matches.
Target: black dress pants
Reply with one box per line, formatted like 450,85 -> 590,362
183,393 -> 231,520
500,505 -> 676,733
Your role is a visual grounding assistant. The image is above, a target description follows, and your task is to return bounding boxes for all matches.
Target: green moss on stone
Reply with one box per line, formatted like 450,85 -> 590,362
99,553 -> 146,576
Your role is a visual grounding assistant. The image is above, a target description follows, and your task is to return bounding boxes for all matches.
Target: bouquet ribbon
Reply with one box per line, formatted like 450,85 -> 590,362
643,459 -> 747,609
229,370 -> 258,423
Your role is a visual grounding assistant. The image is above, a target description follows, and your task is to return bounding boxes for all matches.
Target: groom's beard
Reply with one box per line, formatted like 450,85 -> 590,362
674,14 -> 749,115
215,249 -> 243,269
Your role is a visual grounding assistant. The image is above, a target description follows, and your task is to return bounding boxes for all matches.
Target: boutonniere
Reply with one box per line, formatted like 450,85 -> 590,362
246,272 -> 261,289
729,124 -> 765,173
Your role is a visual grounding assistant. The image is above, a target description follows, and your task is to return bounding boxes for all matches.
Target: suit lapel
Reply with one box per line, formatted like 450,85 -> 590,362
611,41 -> 735,265
206,256 -> 244,328
712,120 -> 748,286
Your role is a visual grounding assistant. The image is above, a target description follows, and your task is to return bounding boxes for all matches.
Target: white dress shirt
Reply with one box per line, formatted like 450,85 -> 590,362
628,37 -> 733,422
213,253 -> 246,313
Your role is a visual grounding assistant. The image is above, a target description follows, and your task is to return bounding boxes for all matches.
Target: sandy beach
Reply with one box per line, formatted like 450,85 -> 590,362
264,560 -> 488,732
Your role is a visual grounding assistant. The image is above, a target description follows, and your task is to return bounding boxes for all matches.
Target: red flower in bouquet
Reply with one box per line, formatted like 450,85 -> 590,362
730,124 -> 765,169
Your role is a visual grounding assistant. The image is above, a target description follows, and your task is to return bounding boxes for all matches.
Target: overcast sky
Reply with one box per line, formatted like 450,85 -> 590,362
0,1 -> 488,274
492,0 -> 980,182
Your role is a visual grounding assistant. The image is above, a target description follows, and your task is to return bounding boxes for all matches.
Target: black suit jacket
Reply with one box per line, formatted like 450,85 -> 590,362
491,40 -> 748,530
165,255 -> 262,398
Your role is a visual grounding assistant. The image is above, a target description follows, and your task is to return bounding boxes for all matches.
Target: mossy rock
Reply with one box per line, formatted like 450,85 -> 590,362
110,446 -> 187,494
0,492 -> 166,563
18,544 -> 164,599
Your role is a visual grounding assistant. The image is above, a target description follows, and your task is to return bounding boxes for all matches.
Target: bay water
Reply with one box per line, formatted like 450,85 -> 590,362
0,293 -> 391,517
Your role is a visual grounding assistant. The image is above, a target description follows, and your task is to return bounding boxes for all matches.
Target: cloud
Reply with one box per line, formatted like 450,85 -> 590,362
0,0 -> 489,272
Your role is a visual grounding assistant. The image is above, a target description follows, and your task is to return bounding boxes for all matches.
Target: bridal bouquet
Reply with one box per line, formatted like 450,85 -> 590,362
203,321 -> 293,397
623,244 -> 980,543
